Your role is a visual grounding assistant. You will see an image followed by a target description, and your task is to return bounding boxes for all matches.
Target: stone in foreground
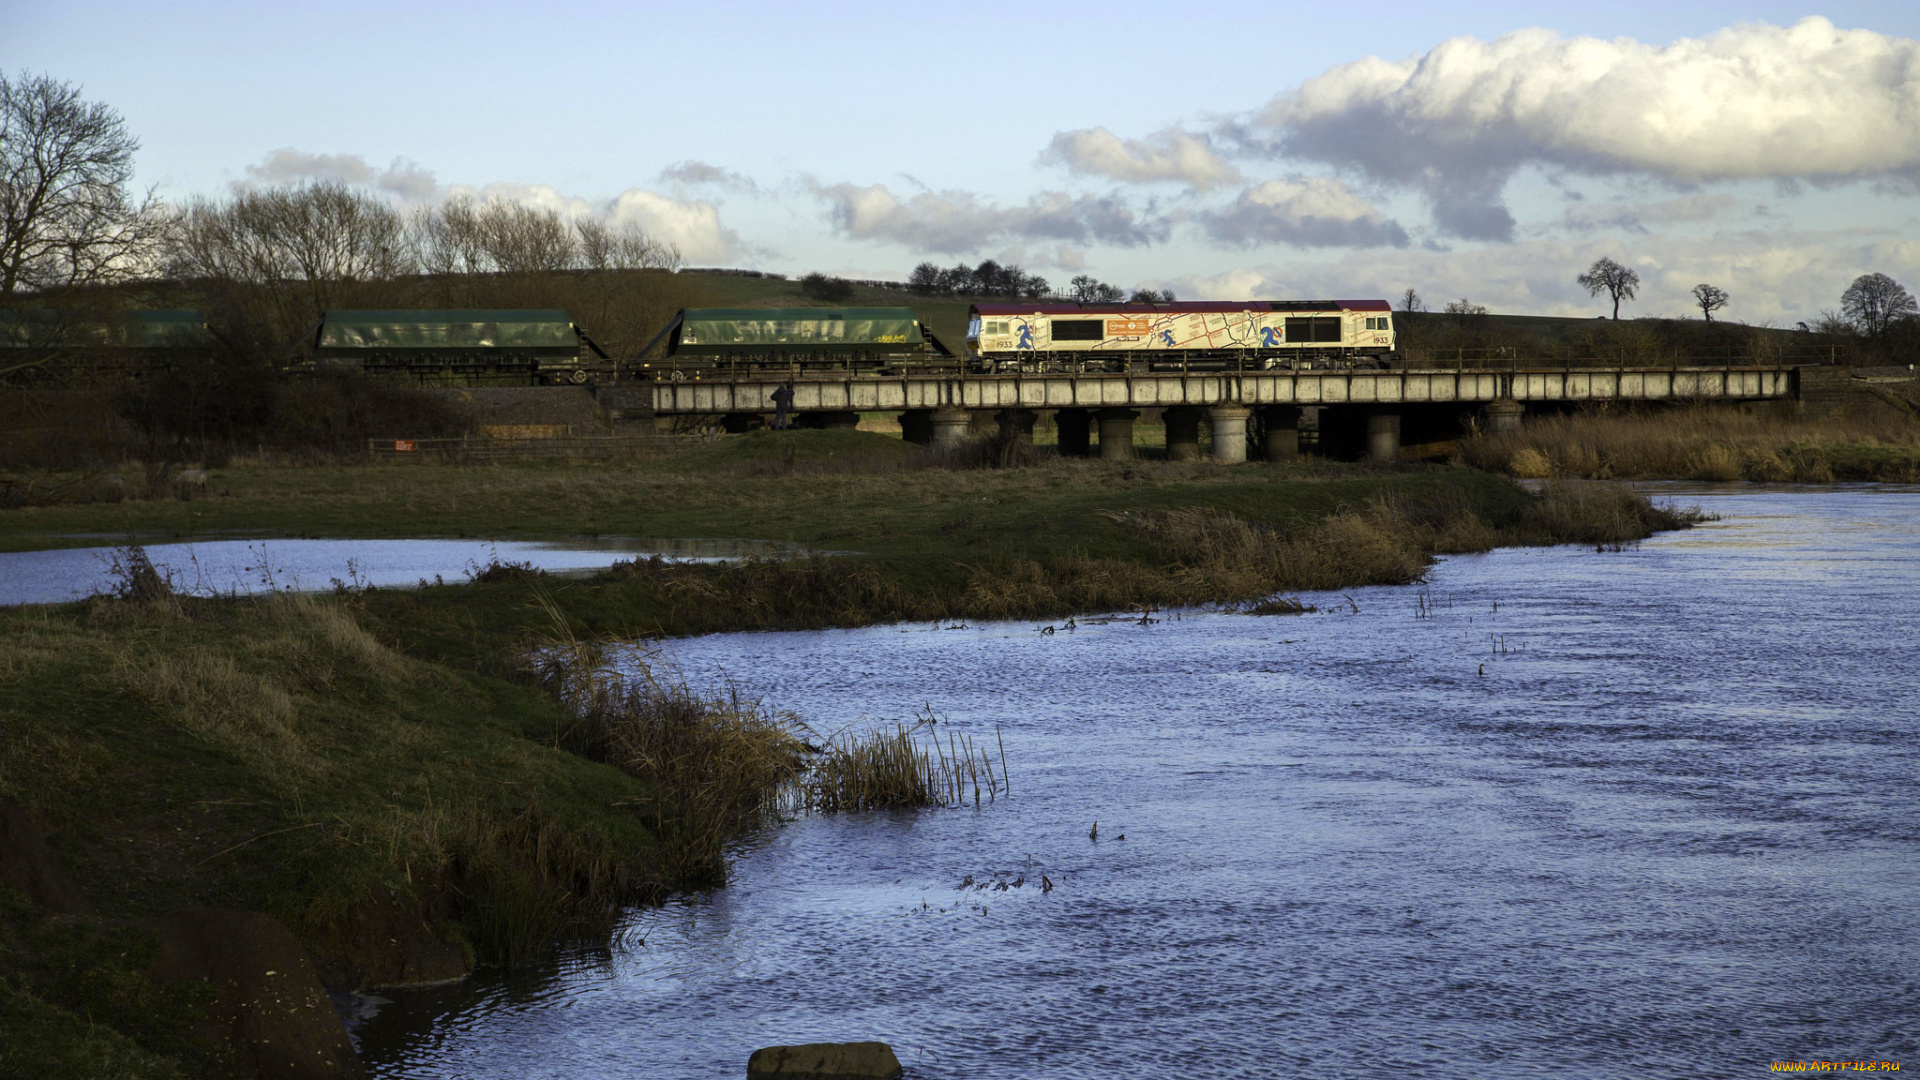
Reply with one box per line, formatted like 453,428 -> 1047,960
748,1041 -> 903,1079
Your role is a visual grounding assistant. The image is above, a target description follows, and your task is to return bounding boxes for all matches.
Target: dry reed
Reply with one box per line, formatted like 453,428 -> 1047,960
1460,405 -> 1920,482
800,710 -> 1008,813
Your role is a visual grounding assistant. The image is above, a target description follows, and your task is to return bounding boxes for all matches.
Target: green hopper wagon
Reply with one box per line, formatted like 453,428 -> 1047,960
635,307 -> 954,377
1,309 -> 215,382
297,310 -> 609,384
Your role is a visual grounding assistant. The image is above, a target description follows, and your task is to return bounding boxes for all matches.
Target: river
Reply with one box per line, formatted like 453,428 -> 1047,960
351,485 -> 1920,1079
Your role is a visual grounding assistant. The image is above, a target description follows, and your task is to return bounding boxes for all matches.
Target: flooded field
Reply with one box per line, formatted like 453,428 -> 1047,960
348,485 -> 1919,1079
0,536 -> 806,605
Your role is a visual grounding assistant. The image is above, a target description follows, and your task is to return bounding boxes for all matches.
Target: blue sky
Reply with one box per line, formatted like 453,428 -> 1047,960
7,1 -> 1920,322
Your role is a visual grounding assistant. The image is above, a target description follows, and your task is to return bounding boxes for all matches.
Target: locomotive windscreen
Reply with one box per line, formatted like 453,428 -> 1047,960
1285,316 -> 1343,343
1052,319 -> 1105,341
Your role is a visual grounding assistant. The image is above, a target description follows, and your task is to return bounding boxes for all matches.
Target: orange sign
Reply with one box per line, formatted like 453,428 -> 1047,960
394,439 -> 415,452
1106,318 -> 1151,336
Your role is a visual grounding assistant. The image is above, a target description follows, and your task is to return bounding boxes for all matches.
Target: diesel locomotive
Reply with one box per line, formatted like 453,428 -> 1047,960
966,299 -> 1396,372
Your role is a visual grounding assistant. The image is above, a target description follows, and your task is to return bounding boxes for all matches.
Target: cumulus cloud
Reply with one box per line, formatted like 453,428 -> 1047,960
658,160 -> 761,194
446,181 -> 742,263
1254,18 -> 1920,241
1042,127 -> 1241,190
242,149 -> 440,201
810,180 -> 1167,253
1162,226 -> 1920,324
1201,178 -> 1409,248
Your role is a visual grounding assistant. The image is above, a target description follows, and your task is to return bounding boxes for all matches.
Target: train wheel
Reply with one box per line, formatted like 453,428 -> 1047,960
569,369 -> 588,384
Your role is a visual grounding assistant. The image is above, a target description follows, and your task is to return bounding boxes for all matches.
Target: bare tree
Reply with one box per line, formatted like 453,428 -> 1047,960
1577,256 -> 1640,319
1840,272 -> 1918,337
576,218 -> 679,272
168,180 -> 412,340
1692,283 -> 1729,323
1127,287 -> 1176,302
1069,274 -> 1125,303
1,72 -> 168,296
1443,298 -> 1488,316
1399,288 -> 1424,313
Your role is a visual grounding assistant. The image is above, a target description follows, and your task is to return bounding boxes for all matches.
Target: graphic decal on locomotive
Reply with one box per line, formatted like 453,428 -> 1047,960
967,300 -> 1394,372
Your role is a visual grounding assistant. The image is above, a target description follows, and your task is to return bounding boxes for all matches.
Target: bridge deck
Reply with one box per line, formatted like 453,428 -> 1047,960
646,365 -> 1798,415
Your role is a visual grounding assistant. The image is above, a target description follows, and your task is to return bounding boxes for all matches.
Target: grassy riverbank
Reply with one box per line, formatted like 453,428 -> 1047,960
0,432 -> 1697,1075
1459,405 -> 1920,482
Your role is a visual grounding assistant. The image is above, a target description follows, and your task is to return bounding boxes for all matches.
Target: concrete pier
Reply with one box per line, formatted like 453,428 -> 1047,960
930,407 -> 972,448
1163,406 -> 1203,461
1261,405 -> 1300,462
1484,399 -> 1525,433
1054,408 -> 1092,457
1366,411 -> 1401,463
1209,405 -> 1250,463
1097,408 -> 1139,461
996,408 -> 1037,447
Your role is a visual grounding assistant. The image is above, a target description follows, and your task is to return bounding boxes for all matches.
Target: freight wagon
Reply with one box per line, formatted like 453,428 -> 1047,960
966,300 -> 1396,372
636,307 -> 955,378
294,310 -> 609,384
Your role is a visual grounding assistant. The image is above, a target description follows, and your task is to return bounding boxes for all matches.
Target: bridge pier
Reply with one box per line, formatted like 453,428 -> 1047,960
930,407 -> 972,448
1261,406 -> 1300,462
1097,408 -> 1138,460
1209,405 -> 1250,464
1366,411 -> 1401,464
1484,399 -> 1525,433
996,408 -> 1037,447
1163,406 -> 1202,461
1054,408 -> 1092,457
899,409 -> 933,445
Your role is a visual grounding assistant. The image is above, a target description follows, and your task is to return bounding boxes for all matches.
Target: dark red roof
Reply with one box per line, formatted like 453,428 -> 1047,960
970,300 -> 1391,316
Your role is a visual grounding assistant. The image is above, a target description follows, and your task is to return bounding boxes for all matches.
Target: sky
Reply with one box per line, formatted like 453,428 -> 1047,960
7,0 -> 1920,323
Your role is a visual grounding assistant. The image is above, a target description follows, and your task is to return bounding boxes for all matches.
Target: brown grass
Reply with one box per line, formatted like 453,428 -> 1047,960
528,609 -> 810,887
1459,405 -> 1920,482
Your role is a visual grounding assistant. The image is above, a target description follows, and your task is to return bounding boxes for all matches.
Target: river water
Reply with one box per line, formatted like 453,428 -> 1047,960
0,537 -> 805,606
353,486 -> 1920,1080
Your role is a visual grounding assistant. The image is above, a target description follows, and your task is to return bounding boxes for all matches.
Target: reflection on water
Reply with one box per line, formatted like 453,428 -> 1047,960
0,536 -> 814,606
355,486 -> 1919,1080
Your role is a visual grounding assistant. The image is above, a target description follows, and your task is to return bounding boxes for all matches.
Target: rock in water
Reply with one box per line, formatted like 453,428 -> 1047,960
747,1041 -> 903,1079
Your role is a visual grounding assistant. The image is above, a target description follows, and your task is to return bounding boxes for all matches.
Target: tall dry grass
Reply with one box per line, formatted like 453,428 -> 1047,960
1460,406 -> 1920,482
802,712 -> 1008,813
527,608 -> 810,887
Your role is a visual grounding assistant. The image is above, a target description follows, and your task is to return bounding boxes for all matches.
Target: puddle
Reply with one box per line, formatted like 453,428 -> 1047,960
0,537 -> 809,606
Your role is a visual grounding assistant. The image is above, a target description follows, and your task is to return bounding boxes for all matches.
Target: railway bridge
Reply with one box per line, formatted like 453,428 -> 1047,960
622,363 -> 1803,462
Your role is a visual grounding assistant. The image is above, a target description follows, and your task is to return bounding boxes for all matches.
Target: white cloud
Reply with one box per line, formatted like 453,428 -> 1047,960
448,182 -> 742,263
1201,178 -> 1409,248
810,180 -> 1166,254
1042,127 -> 1240,191
1161,227 -> 1920,324
242,149 -> 439,201
1255,18 -> 1920,240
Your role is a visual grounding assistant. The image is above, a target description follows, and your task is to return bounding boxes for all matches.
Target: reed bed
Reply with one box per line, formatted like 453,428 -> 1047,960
529,617 -> 811,888
1459,405 -> 1920,482
801,712 -> 1009,813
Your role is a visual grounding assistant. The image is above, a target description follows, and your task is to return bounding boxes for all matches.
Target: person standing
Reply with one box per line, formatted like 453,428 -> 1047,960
770,381 -> 796,430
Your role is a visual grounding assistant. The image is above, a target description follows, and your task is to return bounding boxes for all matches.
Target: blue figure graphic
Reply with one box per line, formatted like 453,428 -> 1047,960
1260,326 -> 1281,347
1017,323 -> 1035,349
1159,329 -> 1176,347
